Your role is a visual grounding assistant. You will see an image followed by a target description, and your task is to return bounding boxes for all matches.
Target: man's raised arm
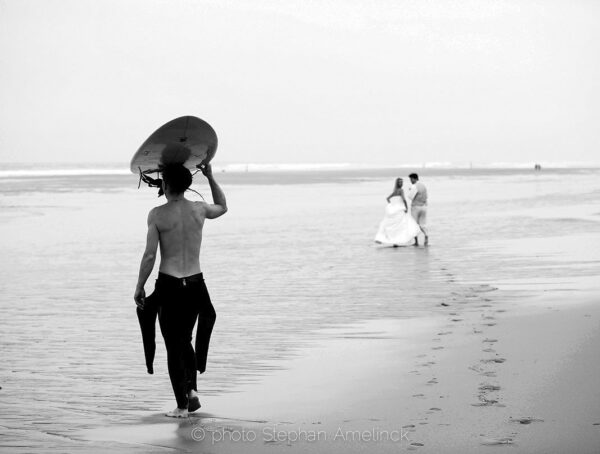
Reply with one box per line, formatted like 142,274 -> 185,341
199,163 -> 227,219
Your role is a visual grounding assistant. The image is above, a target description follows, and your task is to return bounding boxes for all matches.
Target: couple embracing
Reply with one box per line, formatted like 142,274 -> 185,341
375,173 -> 428,247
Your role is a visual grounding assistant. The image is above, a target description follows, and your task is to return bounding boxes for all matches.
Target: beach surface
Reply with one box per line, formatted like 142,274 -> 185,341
1,167 -> 599,453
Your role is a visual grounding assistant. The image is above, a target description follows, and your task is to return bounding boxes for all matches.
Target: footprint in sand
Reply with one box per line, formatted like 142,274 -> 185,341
473,285 -> 498,293
483,338 -> 498,343
509,417 -> 543,425
481,371 -> 497,377
482,322 -> 497,327
432,346 -> 444,350
441,302 -> 450,307
479,384 -> 501,391
468,365 -> 497,377
437,331 -> 452,335
480,437 -> 513,445
412,394 -> 425,399
471,397 -> 499,407
482,348 -> 495,353
482,358 -> 506,364
451,318 -> 463,322
427,378 -> 438,385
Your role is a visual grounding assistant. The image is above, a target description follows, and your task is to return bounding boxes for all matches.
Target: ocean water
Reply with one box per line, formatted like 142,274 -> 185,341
1,166 -> 599,450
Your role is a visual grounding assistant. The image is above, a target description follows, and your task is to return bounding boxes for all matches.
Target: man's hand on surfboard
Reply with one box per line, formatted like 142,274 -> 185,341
197,162 -> 213,178
134,287 -> 146,309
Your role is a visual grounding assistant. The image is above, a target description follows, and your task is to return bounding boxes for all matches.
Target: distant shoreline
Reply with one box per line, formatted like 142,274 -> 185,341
0,163 -> 599,179
1,166 -> 599,193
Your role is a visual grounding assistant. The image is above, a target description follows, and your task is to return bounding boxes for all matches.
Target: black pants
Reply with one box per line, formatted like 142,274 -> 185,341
155,272 -> 216,409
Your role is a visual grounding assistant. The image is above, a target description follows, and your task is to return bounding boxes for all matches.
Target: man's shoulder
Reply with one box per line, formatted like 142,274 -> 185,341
149,204 -> 166,213
148,203 -> 169,218
184,201 -> 211,217
191,200 -> 209,211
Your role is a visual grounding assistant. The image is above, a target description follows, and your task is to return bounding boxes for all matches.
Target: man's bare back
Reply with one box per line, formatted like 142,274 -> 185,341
135,163 -> 227,304
152,201 -> 206,278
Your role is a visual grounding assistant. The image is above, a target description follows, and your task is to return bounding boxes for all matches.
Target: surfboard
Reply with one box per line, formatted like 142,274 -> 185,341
130,116 -> 218,174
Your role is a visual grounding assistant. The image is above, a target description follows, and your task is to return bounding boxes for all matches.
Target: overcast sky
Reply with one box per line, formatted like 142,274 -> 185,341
1,0 -> 599,165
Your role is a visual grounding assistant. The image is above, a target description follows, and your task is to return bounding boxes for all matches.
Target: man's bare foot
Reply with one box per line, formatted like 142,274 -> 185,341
424,236 -> 429,246
165,408 -> 188,418
188,390 -> 201,412
413,241 -> 419,247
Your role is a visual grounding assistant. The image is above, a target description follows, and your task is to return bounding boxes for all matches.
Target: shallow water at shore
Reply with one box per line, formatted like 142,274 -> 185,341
1,168 -> 599,452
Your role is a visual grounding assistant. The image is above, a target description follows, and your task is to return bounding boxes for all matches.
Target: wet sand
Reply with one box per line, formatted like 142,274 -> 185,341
1,168 -> 599,452
73,284 -> 600,453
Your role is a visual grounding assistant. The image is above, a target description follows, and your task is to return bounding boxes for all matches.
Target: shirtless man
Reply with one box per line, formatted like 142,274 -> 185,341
408,173 -> 428,246
134,162 -> 227,418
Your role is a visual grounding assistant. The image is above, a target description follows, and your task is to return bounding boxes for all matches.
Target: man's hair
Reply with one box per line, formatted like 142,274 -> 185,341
409,173 -> 419,180
161,164 -> 192,194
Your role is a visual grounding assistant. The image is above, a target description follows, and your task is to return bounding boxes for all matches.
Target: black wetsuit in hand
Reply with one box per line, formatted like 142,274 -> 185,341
137,272 -> 216,409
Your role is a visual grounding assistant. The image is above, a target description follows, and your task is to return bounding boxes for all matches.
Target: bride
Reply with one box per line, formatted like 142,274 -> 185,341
375,177 -> 422,247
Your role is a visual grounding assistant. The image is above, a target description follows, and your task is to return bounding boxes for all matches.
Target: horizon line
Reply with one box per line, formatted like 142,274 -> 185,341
0,161 -> 599,179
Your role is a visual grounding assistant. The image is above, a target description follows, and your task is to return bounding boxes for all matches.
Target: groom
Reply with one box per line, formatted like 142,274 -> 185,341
408,173 -> 428,246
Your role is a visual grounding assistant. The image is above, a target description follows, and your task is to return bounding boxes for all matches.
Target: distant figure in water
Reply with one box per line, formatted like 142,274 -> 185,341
134,162 -> 227,418
408,173 -> 429,246
375,177 -> 422,247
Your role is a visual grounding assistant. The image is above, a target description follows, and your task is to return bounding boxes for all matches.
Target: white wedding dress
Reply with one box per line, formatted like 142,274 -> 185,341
374,196 -> 422,246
